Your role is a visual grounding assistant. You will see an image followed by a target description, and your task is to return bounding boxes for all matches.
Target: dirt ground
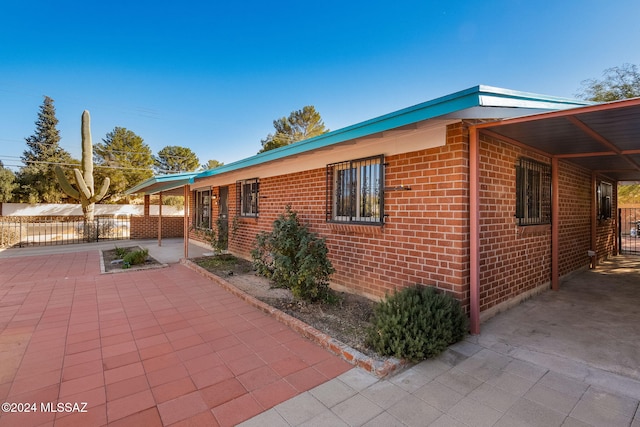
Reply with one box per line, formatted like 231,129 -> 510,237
192,255 -> 377,356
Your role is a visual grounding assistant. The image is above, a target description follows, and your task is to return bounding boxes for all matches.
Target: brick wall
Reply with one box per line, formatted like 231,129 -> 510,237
192,123 -> 617,317
130,216 -> 184,239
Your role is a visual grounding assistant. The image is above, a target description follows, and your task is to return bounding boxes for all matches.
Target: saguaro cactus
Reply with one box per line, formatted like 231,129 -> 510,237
55,110 -> 110,225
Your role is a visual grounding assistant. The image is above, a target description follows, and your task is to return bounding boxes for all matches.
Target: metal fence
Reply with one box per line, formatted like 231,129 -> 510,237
0,216 -> 130,248
619,208 -> 640,255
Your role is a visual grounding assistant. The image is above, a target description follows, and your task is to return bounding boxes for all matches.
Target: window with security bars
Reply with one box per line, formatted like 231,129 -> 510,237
194,189 -> 211,229
326,155 -> 384,224
515,157 -> 551,226
236,178 -> 259,217
597,181 -> 612,220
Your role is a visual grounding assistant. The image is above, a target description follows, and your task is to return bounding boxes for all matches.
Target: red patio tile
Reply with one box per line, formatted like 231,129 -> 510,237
314,355 -> 353,378
106,389 -> 155,424
138,342 -> 174,360
190,364 -> 234,389
63,348 -> 102,368
200,377 -> 246,409
269,355 -> 310,377
9,369 -> 61,396
167,410 -> 219,427
106,375 -> 150,401
131,325 -> 164,340
211,393 -> 264,427
170,334 -> 205,351
135,333 -> 169,349
142,353 -> 182,373
236,365 -> 280,392
62,359 -> 103,382
183,353 -> 223,376
285,366 -> 328,391
146,364 -> 190,388
151,377 -> 196,404
226,353 -> 266,376
106,407 -> 162,427
251,378 -> 298,409
53,404 -> 107,427
102,351 -> 141,371
59,372 -> 104,398
157,390 -> 208,425
176,343 -> 214,362
65,338 -> 101,355
101,341 -> 138,359
100,332 -> 135,347
104,362 -> 145,385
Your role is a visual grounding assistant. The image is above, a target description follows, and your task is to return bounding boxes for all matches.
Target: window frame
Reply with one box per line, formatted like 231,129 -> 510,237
515,157 -> 551,226
194,188 -> 212,230
597,180 -> 613,220
326,155 -> 384,225
237,178 -> 259,217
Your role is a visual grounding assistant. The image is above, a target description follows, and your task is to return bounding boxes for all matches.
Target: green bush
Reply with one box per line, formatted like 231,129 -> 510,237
366,286 -> 468,361
251,206 -> 335,302
123,248 -> 149,268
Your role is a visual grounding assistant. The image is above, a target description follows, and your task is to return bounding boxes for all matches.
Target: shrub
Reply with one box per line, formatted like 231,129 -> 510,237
122,248 -> 149,268
366,286 -> 468,361
251,206 -> 335,302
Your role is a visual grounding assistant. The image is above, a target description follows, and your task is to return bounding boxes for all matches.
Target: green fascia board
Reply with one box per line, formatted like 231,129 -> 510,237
192,85 -> 592,182
125,172 -> 198,195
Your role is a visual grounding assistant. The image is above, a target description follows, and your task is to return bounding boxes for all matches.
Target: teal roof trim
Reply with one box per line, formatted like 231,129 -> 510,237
125,172 -> 198,195
192,85 -> 591,182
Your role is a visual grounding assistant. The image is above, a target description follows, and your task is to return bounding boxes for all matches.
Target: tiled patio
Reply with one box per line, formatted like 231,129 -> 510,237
0,251 -> 352,426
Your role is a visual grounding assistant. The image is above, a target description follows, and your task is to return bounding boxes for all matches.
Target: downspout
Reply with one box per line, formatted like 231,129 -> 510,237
551,157 -> 559,291
469,126 -> 481,334
590,173 -> 597,267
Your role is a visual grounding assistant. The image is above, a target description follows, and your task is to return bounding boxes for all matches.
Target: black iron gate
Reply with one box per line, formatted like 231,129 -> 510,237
619,208 -> 640,255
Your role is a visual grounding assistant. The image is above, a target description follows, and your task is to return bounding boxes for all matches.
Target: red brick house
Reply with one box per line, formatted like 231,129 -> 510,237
138,86 -> 640,333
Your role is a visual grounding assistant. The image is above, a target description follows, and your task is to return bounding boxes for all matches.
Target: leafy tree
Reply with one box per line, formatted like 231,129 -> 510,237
201,159 -> 224,170
16,96 -> 75,202
94,127 -> 154,201
259,106 -> 329,153
0,161 -> 18,202
155,145 -> 200,173
577,63 -> 640,102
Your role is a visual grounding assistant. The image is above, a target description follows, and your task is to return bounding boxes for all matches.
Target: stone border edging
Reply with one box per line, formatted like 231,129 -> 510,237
180,258 -> 408,378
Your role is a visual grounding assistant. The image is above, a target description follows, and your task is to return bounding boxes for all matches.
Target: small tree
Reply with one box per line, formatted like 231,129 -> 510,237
252,206 -> 335,301
0,161 -> 18,202
577,63 -> 640,102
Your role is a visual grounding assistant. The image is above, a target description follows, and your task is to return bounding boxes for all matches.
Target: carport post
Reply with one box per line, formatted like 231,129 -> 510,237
469,126 -> 481,334
552,157 -> 559,291
158,192 -> 163,247
183,185 -> 189,259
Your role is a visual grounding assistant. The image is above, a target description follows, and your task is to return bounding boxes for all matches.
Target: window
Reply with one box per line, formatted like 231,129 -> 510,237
326,155 -> 384,224
515,157 -> 551,226
597,181 -> 613,220
194,188 -> 211,229
237,178 -> 259,217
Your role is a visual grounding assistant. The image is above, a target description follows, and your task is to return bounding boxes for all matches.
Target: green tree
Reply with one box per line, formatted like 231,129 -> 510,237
577,63 -> 640,102
17,96 -> 75,202
94,127 -> 154,201
155,145 -> 200,173
201,159 -> 224,170
0,161 -> 18,202
258,106 -> 329,153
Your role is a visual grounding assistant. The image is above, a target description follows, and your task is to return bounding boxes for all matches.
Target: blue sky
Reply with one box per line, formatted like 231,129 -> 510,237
1,0 -> 639,172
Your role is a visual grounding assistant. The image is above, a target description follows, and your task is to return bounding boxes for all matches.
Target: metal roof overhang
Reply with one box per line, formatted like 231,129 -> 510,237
474,97 -> 640,182
125,172 -> 198,196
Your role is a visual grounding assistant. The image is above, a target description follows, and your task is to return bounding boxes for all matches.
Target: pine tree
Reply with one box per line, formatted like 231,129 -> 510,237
17,96 -> 75,202
94,127 -> 154,200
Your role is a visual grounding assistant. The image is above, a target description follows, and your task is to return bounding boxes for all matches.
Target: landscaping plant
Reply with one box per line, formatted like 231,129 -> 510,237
252,206 -> 335,302
366,285 -> 468,361
122,248 -> 149,269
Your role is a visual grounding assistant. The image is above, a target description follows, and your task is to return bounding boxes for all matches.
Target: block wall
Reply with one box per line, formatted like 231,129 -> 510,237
130,216 -> 184,239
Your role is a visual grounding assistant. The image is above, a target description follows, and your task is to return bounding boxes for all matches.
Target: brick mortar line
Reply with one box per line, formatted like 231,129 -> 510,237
179,258 -> 407,378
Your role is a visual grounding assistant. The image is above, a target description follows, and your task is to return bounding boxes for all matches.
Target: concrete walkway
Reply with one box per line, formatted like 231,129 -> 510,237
1,241 -> 640,426
242,257 -> 640,427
